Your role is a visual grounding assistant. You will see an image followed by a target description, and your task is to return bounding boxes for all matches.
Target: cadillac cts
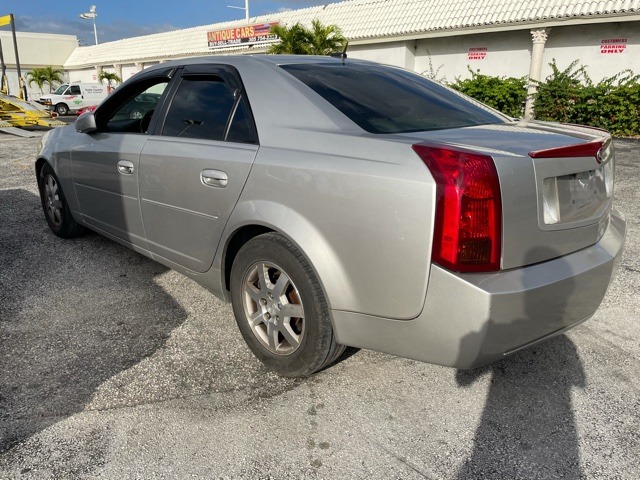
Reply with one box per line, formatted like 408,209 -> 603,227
36,55 -> 625,377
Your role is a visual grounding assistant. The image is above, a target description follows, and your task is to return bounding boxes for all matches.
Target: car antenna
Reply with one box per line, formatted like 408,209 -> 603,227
329,41 -> 348,64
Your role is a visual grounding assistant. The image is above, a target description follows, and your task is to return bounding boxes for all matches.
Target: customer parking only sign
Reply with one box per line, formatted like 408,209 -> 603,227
600,38 -> 627,54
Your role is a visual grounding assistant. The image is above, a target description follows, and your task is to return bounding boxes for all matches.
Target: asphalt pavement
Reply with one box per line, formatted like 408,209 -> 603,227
0,130 -> 638,479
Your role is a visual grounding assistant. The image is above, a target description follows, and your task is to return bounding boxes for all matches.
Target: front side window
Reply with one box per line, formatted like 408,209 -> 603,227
53,84 -> 68,95
104,81 -> 169,133
281,63 -> 509,134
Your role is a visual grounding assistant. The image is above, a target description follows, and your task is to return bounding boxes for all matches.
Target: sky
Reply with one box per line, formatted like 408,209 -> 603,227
1,1 -> 327,45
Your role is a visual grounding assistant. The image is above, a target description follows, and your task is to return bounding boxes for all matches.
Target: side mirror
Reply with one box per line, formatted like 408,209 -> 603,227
75,112 -> 97,133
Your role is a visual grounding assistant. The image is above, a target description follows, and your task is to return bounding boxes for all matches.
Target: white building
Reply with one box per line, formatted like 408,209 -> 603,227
62,0 -> 640,88
0,31 -> 78,98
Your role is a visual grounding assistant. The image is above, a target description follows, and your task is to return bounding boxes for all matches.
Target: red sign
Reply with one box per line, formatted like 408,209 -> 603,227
208,22 -> 279,48
600,38 -> 627,54
468,47 -> 487,60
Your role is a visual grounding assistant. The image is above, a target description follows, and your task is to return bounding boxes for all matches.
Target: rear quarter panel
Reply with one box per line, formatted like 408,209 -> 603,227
212,58 -> 436,319
219,130 -> 435,320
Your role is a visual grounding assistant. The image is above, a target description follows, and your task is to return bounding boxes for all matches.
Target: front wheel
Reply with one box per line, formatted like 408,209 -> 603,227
38,163 -> 85,238
55,103 -> 69,116
230,233 -> 345,377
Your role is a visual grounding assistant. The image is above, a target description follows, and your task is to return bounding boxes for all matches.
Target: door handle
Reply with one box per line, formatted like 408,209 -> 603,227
201,169 -> 228,188
117,160 -> 135,175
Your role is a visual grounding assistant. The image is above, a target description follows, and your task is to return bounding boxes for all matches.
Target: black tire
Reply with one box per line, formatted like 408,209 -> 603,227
38,163 -> 85,239
230,233 -> 345,377
55,103 -> 69,116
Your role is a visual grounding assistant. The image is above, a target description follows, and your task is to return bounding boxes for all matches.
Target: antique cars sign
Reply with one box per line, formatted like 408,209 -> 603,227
207,22 -> 279,48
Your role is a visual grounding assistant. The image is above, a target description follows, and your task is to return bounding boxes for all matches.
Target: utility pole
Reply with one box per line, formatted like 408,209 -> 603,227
227,0 -> 249,22
0,38 -> 7,95
79,5 -> 99,45
0,14 -> 27,99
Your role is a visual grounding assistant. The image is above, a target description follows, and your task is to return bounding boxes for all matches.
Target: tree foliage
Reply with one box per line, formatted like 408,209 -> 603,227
534,59 -> 640,136
307,20 -> 346,55
448,60 -> 640,136
450,68 -> 527,118
268,23 -> 312,54
420,49 -> 446,83
26,66 -> 63,93
98,70 -> 122,88
268,20 -> 346,55
26,68 -> 46,93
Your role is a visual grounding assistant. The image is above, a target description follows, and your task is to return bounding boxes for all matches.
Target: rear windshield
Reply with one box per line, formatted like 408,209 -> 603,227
281,63 -> 508,134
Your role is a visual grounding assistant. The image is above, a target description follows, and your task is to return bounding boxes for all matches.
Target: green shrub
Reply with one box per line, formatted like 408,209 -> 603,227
450,68 -> 527,118
447,60 -> 640,136
534,59 -> 640,137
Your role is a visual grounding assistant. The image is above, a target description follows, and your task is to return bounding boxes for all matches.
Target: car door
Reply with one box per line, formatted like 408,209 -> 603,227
71,71 -> 173,249
139,65 -> 259,273
67,85 -> 84,111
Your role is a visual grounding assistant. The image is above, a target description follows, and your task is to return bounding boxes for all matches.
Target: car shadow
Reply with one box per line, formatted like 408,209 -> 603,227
454,248 -> 586,479
0,188 -> 188,453
455,336 -> 586,479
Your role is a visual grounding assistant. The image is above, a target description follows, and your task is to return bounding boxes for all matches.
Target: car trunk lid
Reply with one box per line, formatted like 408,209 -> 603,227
400,121 -> 614,270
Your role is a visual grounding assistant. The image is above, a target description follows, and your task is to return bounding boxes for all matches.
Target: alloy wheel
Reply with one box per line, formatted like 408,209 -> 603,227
242,261 -> 305,355
43,174 -> 63,227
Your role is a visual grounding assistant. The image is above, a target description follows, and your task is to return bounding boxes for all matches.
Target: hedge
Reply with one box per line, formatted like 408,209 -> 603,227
447,61 -> 640,137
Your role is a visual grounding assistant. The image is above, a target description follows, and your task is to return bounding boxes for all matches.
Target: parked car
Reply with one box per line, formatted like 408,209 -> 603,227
35,55 -> 625,377
111,92 -> 162,120
76,105 -> 97,116
39,82 -> 108,116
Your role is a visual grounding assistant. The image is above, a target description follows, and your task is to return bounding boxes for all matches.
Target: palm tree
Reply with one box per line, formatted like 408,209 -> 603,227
268,20 -> 347,56
98,70 -> 121,91
307,20 -> 346,55
268,23 -> 311,54
26,67 -> 47,95
42,66 -> 64,93
26,66 -> 63,94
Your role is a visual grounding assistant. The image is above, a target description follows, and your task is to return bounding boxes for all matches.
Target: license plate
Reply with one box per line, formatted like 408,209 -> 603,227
542,167 -> 608,225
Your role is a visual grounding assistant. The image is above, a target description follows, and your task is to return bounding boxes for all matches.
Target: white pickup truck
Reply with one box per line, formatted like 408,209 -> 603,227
39,83 -> 108,116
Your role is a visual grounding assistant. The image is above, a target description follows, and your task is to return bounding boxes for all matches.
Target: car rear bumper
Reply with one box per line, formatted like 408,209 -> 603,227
332,210 -> 626,369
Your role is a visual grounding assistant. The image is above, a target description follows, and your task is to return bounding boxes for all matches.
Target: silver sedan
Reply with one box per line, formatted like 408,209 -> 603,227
35,55 -> 625,377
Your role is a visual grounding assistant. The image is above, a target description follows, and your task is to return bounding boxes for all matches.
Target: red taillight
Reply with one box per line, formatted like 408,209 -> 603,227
413,143 -> 502,273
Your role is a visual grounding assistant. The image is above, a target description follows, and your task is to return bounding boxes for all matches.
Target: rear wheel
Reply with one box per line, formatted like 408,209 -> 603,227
38,163 -> 85,238
55,103 -> 69,116
230,233 -> 345,377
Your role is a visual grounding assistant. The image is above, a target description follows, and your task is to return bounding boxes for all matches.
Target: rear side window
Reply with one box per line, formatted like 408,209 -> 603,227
162,74 -> 257,144
281,63 -> 508,134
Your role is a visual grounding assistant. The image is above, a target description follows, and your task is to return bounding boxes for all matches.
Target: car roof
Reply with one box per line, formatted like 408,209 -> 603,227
148,54 -> 374,71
